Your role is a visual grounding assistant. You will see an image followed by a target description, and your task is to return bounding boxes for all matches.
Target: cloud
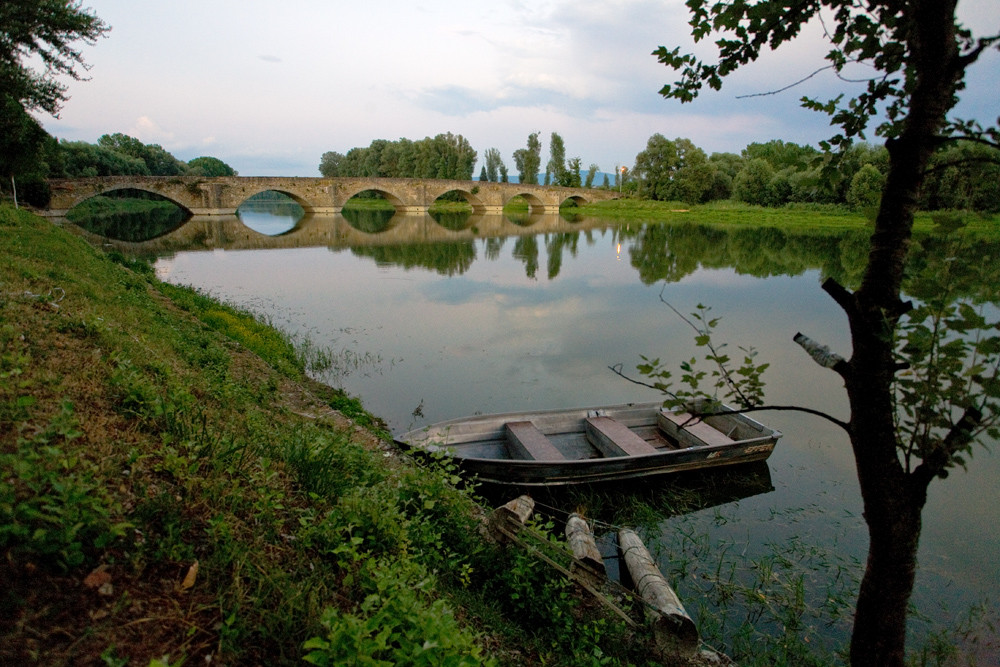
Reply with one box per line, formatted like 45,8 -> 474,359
128,116 -> 175,144
258,54 -> 281,63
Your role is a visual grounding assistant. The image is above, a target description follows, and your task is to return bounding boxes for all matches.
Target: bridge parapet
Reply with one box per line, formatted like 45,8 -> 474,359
41,176 -> 619,217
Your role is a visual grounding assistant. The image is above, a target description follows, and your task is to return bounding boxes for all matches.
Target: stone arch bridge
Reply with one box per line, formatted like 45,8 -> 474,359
40,176 -> 619,217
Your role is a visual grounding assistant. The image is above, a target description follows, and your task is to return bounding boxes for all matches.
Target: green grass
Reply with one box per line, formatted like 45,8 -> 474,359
0,203 -> 671,666
575,199 -> 1000,236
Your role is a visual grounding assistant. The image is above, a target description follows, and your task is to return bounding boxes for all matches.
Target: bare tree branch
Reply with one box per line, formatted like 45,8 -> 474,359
607,364 -> 850,431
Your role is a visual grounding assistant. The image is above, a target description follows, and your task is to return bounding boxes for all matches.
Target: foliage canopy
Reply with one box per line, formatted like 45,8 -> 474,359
0,0 -> 110,116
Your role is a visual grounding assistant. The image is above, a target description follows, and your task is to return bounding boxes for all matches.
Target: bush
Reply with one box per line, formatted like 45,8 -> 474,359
304,559 -> 495,667
846,163 -> 885,212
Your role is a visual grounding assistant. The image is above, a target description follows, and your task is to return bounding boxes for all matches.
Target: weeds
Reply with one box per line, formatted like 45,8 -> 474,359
0,401 -> 130,571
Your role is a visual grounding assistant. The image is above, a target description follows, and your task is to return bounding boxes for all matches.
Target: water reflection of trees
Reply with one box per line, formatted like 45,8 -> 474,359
905,234 -> 1000,304
429,210 -> 472,231
342,207 -> 396,233
513,236 -> 540,279
347,221 -> 999,304
350,242 -> 477,277
67,193 -> 189,242
623,222 -> 873,287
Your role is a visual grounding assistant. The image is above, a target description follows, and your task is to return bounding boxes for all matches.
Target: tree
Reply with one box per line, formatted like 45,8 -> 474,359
1,2 -> 108,201
512,132 -> 541,185
59,139 -> 149,177
97,133 -> 186,175
633,134 -> 678,200
920,141 -> 1000,212
0,95 -> 48,205
633,135 -> 708,200
0,1 -> 109,116
846,163 -> 885,212
732,158 -> 774,206
654,2 -> 1000,665
379,138 -> 415,177
585,163 -> 600,188
743,140 -> 818,171
319,151 -> 345,177
672,161 -> 718,203
547,132 -> 568,186
188,156 -> 237,177
566,157 -> 582,188
484,148 -> 503,182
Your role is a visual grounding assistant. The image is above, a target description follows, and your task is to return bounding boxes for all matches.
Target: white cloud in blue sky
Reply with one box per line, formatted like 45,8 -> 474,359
41,0 -> 1000,176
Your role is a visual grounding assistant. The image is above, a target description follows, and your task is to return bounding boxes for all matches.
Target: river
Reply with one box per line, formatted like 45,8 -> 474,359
85,204 -> 999,657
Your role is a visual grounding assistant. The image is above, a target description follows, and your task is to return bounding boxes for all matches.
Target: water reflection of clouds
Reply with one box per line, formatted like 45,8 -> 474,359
155,218 -> 999,624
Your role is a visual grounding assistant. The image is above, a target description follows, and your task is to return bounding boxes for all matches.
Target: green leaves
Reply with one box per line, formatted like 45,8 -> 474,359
638,302 -> 769,411
0,402 -> 129,571
893,232 -> 1000,476
304,560 -> 494,667
655,1 -> 998,151
0,1 -> 110,116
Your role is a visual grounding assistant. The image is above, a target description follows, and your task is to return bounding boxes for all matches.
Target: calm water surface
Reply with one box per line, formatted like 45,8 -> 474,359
136,208 -> 997,652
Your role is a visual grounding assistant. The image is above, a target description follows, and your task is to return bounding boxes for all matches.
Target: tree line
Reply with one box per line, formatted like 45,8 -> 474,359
629,134 -> 1000,213
318,133 -> 477,181
321,129 -> 999,214
321,131 -> 606,188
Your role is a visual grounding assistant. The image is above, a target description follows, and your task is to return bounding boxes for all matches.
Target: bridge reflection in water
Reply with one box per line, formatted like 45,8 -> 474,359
66,210 -> 627,255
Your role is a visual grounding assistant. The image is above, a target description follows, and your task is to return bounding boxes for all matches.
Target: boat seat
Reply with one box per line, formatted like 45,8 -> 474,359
585,416 -> 658,457
658,411 -> 734,447
505,421 -> 566,460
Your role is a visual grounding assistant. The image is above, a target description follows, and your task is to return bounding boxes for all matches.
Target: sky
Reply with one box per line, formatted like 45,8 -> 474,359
40,0 -> 1000,177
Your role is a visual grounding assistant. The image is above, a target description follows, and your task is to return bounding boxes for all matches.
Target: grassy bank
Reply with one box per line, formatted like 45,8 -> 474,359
0,205 -> 661,665
575,198 -> 1000,235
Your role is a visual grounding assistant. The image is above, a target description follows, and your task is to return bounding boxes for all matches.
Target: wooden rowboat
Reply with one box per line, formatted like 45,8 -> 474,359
394,400 -> 782,486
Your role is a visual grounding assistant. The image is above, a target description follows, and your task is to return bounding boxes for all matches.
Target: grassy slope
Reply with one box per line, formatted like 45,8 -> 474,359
1,205 -> 667,667
0,207 -> 476,665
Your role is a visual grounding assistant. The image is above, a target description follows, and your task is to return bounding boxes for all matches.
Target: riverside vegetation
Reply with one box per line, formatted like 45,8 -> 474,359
0,202 -> 676,666
2,202 -> 996,665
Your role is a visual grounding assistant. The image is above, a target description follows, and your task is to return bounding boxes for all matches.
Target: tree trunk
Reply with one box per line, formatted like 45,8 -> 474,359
850,477 -> 924,667
836,2 -> 963,664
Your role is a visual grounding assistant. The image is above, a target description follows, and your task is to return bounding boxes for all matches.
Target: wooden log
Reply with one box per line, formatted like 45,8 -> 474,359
618,528 -> 698,657
486,495 -> 534,543
566,513 -> 605,585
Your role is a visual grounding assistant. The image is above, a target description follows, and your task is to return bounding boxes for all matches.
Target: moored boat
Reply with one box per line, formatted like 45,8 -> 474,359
394,400 -> 782,486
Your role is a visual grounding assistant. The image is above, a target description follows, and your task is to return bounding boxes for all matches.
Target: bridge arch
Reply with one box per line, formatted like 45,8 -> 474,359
237,188 -> 311,212
504,192 -> 546,212
69,184 -> 194,217
561,194 -> 591,207
424,184 -> 486,213
340,186 -> 407,211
